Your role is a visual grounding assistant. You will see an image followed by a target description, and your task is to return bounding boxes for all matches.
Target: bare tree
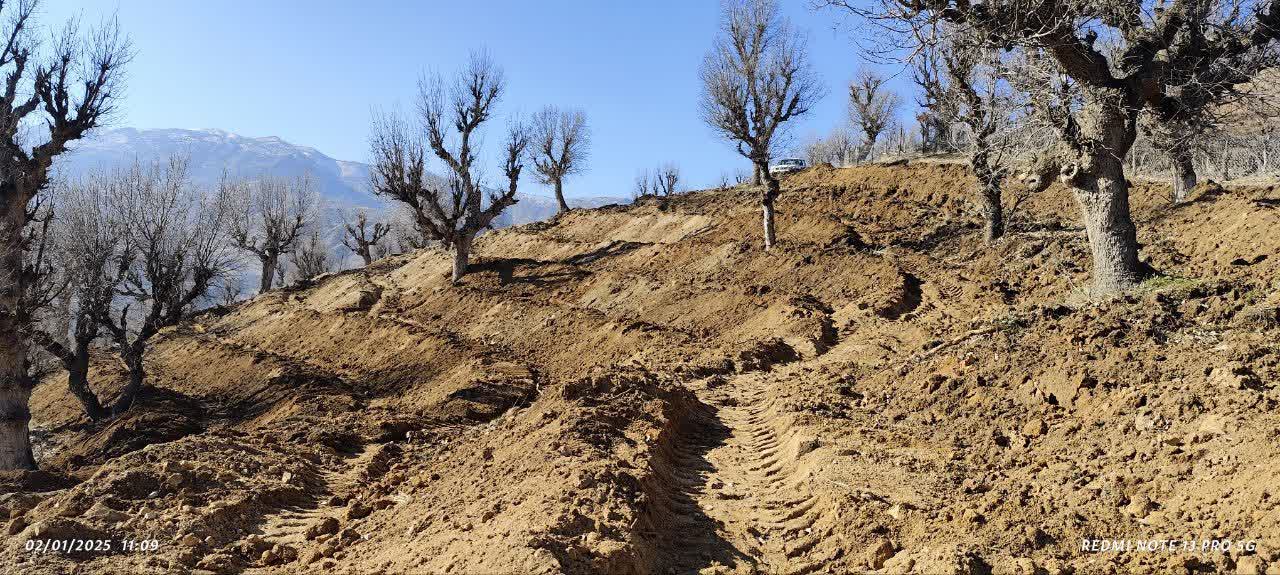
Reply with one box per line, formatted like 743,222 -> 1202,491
824,0 -> 1280,294
216,277 -> 243,307
230,175 -> 316,294
943,35 -> 1017,243
0,4 -> 131,469
342,209 -> 391,266
849,69 -> 900,162
370,52 -> 530,283
530,106 -> 590,215
653,164 -> 681,196
633,168 -> 652,199
700,0 -> 822,250
289,229 -> 332,282
912,46 -> 959,153
28,177 -> 122,421
102,158 -> 236,415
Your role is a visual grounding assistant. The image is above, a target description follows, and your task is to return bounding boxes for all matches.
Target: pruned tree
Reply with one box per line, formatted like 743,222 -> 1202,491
849,68 -> 900,162
912,45 -> 959,153
30,174 -> 125,422
102,158 -> 236,415
823,0 -> 1280,294
289,229 -> 332,282
530,105 -> 590,215
229,174 -> 316,294
342,209 -> 391,266
0,3 -> 131,470
633,168 -> 652,199
700,0 -> 822,250
942,34 -> 1021,243
370,52 -> 530,283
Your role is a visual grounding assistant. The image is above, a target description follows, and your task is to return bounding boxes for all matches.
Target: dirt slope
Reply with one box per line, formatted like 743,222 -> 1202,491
4,163 -> 1280,574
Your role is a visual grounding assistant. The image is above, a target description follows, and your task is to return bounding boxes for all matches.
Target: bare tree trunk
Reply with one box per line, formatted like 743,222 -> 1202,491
1171,150 -> 1196,203
553,179 -> 569,215
110,353 -> 145,416
1072,154 -> 1144,295
259,256 -> 277,294
67,348 -> 106,421
360,249 -> 373,267
753,164 -> 763,186
760,164 -> 780,250
0,203 -> 35,470
451,234 -> 472,284
979,182 -> 1004,243
855,141 -> 874,164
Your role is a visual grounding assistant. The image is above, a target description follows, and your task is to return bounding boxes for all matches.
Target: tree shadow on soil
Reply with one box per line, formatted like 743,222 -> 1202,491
472,240 -> 645,287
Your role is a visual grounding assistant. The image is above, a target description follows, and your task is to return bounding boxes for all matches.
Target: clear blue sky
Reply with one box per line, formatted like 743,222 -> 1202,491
42,0 -> 915,198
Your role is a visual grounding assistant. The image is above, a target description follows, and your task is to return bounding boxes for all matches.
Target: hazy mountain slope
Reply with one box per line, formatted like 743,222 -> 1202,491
58,127 -> 625,227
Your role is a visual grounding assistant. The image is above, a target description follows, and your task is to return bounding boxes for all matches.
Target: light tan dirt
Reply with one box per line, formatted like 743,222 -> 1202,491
2,163 -> 1279,574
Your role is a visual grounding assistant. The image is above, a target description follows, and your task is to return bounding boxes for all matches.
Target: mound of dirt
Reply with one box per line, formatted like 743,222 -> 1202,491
7,163 -> 1280,574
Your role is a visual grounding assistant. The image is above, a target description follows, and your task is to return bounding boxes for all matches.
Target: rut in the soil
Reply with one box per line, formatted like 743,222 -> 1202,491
254,441 -> 395,547
637,371 -> 841,574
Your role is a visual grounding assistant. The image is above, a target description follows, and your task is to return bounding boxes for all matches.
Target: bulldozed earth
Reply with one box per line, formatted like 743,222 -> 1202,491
3,162 -> 1280,574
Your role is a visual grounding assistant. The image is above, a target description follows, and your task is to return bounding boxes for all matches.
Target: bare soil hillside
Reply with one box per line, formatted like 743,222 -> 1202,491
4,163 -> 1280,574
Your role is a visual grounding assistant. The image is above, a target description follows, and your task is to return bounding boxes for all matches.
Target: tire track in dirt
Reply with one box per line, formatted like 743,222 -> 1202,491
254,442 -> 388,547
638,366 -> 842,574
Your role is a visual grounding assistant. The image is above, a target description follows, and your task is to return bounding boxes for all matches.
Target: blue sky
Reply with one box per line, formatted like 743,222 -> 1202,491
42,0 -> 914,198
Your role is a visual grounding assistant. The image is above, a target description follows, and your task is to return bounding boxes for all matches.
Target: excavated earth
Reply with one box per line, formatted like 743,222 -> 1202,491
3,163 -> 1280,574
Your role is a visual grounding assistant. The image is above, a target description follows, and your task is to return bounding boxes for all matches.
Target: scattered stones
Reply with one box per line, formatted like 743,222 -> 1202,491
1123,495 -> 1155,519
794,437 -> 820,458
306,517 -> 340,540
180,533 -> 201,547
866,538 -> 896,570
82,501 -> 129,524
1020,418 -> 1047,438
345,500 -> 372,521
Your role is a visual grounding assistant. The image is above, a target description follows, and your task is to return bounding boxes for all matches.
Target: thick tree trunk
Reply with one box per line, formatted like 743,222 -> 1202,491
0,203 -> 35,470
1072,154 -> 1144,295
855,140 -> 874,164
66,347 -> 106,421
979,182 -> 1004,244
360,249 -> 373,267
259,256 -> 277,294
752,164 -> 763,186
451,234 -> 472,284
110,353 -> 145,416
553,179 -> 569,215
760,164 -> 780,250
1170,151 -> 1196,203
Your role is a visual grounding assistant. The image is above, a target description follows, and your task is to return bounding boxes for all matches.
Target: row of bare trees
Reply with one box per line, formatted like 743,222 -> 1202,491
633,164 -> 683,198
818,0 -> 1280,294
30,159 -> 236,421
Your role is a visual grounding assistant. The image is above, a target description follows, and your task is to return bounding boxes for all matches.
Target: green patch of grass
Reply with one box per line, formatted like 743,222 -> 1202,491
1136,274 -> 1204,299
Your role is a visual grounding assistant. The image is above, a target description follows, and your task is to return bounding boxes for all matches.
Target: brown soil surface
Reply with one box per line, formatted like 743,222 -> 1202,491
3,162 -> 1280,574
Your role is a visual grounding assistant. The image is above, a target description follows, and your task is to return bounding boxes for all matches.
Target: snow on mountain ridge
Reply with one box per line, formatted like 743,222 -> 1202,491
59,127 -> 627,229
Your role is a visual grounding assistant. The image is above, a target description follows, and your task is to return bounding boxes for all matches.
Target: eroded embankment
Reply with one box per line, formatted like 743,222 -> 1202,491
7,163 -> 1280,574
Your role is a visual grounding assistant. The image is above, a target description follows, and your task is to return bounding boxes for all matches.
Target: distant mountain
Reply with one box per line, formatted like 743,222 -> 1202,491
60,128 -> 379,209
57,127 -> 626,227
